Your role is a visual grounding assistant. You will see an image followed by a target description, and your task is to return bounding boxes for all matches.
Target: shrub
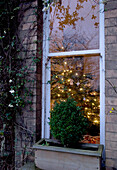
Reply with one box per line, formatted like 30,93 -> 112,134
49,98 -> 88,148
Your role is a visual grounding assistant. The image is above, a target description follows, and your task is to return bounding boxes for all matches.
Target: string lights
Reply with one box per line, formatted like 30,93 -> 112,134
51,56 -> 100,135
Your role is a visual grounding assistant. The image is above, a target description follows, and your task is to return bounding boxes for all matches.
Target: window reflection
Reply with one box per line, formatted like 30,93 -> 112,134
49,0 -> 99,52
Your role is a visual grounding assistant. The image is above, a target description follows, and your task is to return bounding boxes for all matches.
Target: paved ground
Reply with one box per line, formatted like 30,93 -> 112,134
20,162 -> 40,170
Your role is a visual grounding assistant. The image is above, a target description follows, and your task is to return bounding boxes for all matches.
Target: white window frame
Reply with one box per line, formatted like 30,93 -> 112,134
42,0 -> 105,147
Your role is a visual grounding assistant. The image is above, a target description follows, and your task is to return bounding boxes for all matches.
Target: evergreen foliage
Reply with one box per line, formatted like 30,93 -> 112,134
51,57 -> 100,136
49,98 -> 88,147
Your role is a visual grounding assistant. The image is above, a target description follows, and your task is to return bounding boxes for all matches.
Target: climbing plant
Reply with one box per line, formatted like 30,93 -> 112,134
0,0 -> 40,168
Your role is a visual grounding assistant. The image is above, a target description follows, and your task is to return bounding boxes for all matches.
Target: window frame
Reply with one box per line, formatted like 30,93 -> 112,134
42,0 -> 105,147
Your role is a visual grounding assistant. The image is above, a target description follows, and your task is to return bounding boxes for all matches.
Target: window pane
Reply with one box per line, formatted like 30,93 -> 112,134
51,56 -> 100,143
49,0 -> 99,53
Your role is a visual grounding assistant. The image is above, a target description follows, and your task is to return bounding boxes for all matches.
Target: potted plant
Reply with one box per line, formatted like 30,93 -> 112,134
33,98 -> 104,170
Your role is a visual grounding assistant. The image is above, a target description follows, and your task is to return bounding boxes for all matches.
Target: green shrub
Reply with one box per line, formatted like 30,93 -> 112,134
49,98 -> 88,148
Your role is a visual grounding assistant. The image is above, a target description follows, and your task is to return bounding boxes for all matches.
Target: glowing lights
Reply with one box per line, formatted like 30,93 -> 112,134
94,119 -> 99,124
68,79 -> 70,82
88,112 -> 91,115
51,59 -> 100,130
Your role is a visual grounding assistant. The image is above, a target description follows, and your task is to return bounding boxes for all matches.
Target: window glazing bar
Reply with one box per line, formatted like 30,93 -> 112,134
48,49 -> 100,57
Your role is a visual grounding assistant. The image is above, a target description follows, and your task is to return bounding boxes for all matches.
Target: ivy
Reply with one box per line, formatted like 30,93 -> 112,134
0,0 -> 38,168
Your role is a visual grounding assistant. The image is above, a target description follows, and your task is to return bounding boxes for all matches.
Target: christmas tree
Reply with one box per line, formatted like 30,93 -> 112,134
51,56 -> 100,136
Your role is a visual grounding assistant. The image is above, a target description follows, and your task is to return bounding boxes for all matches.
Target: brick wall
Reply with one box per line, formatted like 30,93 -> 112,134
14,0 -> 117,169
105,1 -> 117,169
15,0 -> 42,168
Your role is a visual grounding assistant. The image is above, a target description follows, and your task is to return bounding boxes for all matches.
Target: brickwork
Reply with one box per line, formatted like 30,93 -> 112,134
14,0 -> 117,169
105,1 -> 117,169
15,0 -> 41,169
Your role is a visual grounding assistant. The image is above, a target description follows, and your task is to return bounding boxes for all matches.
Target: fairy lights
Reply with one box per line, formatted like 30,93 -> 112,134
94,119 -> 99,124
51,57 -> 100,138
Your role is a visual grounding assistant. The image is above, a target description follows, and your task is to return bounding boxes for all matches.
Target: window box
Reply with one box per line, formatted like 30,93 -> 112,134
33,139 -> 104,170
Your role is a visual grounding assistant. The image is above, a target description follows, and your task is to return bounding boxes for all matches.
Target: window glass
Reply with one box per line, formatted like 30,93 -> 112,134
51,56 -> 100,143
49,0 -> 99,52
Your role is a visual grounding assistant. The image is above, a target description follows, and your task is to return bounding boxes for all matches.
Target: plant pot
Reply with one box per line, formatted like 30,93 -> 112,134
33,139 -> 104,170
